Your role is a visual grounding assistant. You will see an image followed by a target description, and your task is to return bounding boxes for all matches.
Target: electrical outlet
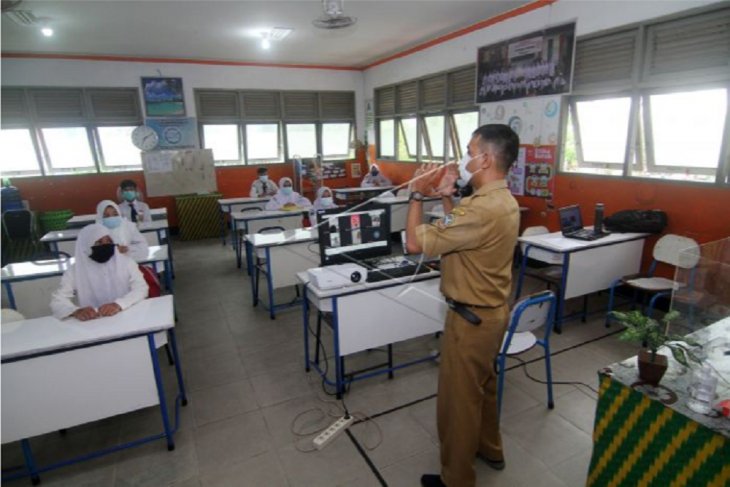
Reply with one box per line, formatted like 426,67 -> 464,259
313,415 -> 354,450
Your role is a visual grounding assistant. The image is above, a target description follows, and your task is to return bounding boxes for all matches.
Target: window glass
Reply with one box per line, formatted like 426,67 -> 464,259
452,111 -> 478,159
203,124 -> 240,162
286,123 -> 317,159
246,124 -> 280,161
422,115 -> 445,161
98,126 -> 141,167
1,129 -> 41,174
379,119 -> 395,157
42,127 -> 95,170
576,98 -> 631,164
322,123 -> 352,159
398,118 -> 417,161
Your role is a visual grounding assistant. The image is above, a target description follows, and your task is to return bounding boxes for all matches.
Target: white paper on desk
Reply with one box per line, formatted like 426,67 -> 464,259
145,153 -> 173,173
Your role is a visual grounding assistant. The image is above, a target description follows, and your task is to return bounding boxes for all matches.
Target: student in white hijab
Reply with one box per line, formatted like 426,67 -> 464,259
265,177 -> 312,211
95,200 -> 149,261
51,224 -> 148,321
361,164 -> 392,188
309,186 -> 338,223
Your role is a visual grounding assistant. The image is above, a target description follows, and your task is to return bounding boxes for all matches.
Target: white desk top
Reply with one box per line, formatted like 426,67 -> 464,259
333,186 -> 395,194
218,197 -> 270,205
67,208 -> 167,225
41,220 -> 169,242
518,230 -> 649,253
373,195 -> 441,205
231,210 -> 305,222
1,295 -> 175,361
297,267 -> 440,299
245,228 -> 318,248
2,245 -> 169,282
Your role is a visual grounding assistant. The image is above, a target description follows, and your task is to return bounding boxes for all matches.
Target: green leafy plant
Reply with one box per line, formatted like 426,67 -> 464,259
611,310 -> 703,367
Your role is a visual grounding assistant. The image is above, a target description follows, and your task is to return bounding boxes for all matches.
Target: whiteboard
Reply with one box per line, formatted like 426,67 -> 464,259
142,149 -> 218,197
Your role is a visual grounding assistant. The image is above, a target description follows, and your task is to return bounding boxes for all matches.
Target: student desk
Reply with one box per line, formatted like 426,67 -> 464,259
372,195 -> 441,233
66,208 -> 168,229
245,229 -> 319,320
217,197 -> 271,245
231,210 -> 306,270
516,230 -> 649,332
40,219 -> 174,277
298,268 -> 447,397
1,295 -> 187,485
333,186 -> 395,204
1,245 -> 172,319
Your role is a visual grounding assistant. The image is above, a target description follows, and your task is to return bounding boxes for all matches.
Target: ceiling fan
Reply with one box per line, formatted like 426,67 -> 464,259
312,0 -> 357,30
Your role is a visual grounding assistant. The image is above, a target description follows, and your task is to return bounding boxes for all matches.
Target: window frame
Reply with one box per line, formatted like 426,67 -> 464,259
320,121 -> 354,161
449,109 -> 480,160
0,124 -> 45,177
37,123 -> 100,175
245,121 -> 284,165
200,122 -> 244,166
397,117 -> 419,161
419,114 -> 449,163
94,123 -> 145,172
376,118 -> 396,160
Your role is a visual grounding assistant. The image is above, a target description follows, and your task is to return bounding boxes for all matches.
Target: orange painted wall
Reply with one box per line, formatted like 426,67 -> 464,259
12,152 -> 366,228
375,158 -> 730,277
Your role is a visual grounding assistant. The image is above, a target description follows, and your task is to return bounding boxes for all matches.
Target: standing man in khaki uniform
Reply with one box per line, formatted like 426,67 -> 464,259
405,124 -> 520,487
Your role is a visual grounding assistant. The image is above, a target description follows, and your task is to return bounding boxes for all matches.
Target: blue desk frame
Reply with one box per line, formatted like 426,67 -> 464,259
515,235 -> 647,333
1,328 -> 188,485
249,245 -> 309,320
218,201 -> 267,247
302,281 -> 440,398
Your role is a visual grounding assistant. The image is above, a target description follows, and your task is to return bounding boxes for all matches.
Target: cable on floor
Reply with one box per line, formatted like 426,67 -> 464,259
509,355 -> 599,395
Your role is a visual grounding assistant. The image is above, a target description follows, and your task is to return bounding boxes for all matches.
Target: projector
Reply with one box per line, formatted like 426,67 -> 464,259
307,264 -> 368,290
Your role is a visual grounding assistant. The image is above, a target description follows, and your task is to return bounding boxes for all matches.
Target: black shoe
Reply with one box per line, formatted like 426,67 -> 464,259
477,453 -> 506,470
420,474 -> 447,487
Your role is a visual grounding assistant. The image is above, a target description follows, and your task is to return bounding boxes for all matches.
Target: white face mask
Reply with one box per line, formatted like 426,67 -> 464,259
458,152 -> 485,184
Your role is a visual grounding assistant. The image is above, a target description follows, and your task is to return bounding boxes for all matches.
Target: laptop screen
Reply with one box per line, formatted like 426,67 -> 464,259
559,205 -> 583,234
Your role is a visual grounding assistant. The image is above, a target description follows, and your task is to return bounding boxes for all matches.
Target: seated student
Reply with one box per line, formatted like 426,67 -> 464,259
51,224 -> 148,321
265,177 -> 312,211
361,164 -> 392,188
118,179 -> 151,223
250,167 -> 279,198
96,200 -> 149,261
309,186 -> 338,222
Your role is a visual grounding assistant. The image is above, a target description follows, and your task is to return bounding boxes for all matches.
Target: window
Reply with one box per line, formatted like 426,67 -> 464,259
41,127 -> 95,171
322,123 -> 352,160
1,129 -> 41,175
202,124 -> 240,163
246,124 -> 281,162
421,115 -> 446,162
286,123 -> 317,159
97,126 -> 141,169
452,111 -> 479,158
378,119 -> 395,158
398,118 -> 418,161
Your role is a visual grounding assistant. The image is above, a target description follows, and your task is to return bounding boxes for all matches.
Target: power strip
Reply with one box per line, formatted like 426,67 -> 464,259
313,415 -> 354,450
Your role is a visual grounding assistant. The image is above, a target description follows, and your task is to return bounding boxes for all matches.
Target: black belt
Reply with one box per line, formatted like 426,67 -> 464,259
445,298 -> 483,326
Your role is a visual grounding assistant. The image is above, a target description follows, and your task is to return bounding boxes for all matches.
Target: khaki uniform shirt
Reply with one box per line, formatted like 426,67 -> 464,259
414,180 -> 519,307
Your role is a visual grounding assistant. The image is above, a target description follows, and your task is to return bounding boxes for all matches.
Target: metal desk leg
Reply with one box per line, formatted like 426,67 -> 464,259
163,260 -> 173,294
160,230 -> 175,279
245,241 -> 254,277
167,329 -> 188,407
4,281 -> 17,310
219,205 -> 226,246
333,299 -> 344,399
303,286 -> 310,372
21,439 -> 40,486
266,251 -> 275,320
147,334 -> 175,451
555,254 -> 570,334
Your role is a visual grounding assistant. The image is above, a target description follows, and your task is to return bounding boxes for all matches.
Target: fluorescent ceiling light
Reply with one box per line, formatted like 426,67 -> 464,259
261,38 -> 271,50
41,28 -> 53,37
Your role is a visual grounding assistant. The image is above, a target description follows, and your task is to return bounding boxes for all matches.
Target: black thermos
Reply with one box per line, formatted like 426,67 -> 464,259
594,203 -> 604,234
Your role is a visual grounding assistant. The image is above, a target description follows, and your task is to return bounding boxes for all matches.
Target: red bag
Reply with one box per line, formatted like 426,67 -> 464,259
139,265 -> 162,298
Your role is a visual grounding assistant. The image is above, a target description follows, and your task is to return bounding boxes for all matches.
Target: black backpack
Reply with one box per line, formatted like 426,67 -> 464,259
604,210 -> 668,234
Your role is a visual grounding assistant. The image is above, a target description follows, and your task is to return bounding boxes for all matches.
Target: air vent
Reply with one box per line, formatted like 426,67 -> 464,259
4,9 -> 41,27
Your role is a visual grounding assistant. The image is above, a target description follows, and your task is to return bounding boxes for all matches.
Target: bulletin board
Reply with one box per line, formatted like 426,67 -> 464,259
142,149 -> 218,197
480,95 -> 561,199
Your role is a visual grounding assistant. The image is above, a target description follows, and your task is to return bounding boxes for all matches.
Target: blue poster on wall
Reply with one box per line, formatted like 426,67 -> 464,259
146,117 -> 200,150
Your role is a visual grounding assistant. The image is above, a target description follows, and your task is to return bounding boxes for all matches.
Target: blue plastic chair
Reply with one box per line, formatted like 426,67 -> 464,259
605,234 -> 699,327
496,290 -> 556,419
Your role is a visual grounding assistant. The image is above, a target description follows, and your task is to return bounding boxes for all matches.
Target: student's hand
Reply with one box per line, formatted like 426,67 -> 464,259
72,307 -> 99,321
99,303 -> 122,317
118,245 -> 129,254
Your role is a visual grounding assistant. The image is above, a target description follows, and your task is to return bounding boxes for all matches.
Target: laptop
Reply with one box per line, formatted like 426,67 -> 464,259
558,205 -> 608,241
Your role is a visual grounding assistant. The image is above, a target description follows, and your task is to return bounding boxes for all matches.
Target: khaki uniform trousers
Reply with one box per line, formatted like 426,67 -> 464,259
438,304 -> 509,487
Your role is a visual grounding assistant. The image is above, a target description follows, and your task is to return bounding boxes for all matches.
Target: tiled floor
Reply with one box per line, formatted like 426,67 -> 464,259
2,238 -> 641,487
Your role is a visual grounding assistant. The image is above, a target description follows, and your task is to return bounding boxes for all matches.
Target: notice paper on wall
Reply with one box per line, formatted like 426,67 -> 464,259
145,152 -> 174,173
480,95 -> 560,199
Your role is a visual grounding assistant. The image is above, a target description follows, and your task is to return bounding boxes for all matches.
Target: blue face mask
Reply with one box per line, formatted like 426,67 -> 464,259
320,197 -> 333,207
102,216 -> 122,229
122,190 -> 136,202
259,175 -> 269,183
282,187 -> 293,196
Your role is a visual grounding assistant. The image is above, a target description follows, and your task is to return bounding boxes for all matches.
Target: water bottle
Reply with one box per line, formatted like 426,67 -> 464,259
594,203 -> 604,234
687,365 -> 718,415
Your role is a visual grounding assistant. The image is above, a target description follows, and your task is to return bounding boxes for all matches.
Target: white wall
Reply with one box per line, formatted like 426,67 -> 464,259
1,58 -> 366,138
363,0 -> 725,94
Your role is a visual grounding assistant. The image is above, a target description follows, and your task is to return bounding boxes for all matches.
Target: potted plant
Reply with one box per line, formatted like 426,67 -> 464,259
611,310 -> 702,385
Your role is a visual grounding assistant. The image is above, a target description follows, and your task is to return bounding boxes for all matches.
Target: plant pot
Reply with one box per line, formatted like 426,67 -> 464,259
638,350 -> 668,385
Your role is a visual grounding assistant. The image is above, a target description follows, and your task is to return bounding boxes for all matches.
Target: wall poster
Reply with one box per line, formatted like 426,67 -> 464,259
146,117 -> 200,150
141,77 -> 186,117
476,22 -> 576,104
480,96 -> 561,199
